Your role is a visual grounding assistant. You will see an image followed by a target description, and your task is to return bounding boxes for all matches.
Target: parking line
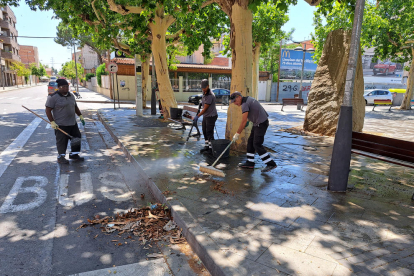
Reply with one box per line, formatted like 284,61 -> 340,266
0,117 -> 42,179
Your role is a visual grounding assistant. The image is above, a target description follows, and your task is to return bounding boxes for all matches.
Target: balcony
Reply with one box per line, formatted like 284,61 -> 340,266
1,6 -> 16,22
0,36 -> 19,49
0,19 -> 17,35
1,50 -> 21,62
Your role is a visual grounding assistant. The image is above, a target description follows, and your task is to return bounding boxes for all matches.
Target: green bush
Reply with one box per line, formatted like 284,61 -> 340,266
85,73 -> 95,81
96,63 -> 108,87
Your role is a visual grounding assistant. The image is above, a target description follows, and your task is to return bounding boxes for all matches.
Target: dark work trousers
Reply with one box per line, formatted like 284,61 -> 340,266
202,115 -> 218,149
55,124 -> 81,156
246,120 -> 275,165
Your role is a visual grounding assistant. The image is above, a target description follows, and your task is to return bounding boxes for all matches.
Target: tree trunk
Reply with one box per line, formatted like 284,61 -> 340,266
252,43 -> 261,99
225,2 -> 253,151
303,29 -> 365,136
141,53 -> 151,109
149,18 -> 177,119
400,49 -> 414,110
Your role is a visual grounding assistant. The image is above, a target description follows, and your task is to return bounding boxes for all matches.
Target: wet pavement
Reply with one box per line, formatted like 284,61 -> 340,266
98,104 -> 414,276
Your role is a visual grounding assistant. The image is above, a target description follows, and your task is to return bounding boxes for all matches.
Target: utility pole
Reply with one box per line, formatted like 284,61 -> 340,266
328,0 -> 365,192
73,44 -> 79,93
107,49 -> 113,99
151,54 -> 156,115
276,39 -> 283,102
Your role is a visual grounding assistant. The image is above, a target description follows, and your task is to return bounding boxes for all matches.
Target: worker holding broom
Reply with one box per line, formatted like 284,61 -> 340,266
45,79 -> 85,164
230,91 -> 277,172
193,79 -> 218,154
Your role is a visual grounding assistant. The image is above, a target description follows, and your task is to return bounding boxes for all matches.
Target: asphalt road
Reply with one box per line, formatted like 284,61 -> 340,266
0,85 -> 202,276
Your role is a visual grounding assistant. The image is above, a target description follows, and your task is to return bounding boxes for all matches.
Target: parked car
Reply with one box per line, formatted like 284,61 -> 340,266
48,81 -> 58,95
373,61 -> 396,75
188,88 -> 231,105
50,76 -> 57,81
364,89 -> 393,105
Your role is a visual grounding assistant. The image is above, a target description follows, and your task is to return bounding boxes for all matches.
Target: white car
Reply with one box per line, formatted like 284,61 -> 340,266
364,89 -> 393,105
50,76 -> 57,81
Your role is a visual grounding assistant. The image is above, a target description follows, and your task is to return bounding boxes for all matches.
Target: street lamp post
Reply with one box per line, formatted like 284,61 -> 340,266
292,41 -> 314,99
26,50 -> 32,86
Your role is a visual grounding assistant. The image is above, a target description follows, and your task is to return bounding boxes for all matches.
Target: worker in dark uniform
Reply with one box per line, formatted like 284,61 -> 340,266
230,91 -> 277,172
193,79 -> 218,154
45,79 -> 85,164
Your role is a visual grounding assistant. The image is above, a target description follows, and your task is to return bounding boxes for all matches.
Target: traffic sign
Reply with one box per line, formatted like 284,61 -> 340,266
108,63 -> 118,73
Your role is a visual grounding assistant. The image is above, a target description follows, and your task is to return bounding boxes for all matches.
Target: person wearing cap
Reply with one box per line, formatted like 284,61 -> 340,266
230,91 -> 277,172
193,79 -> 218,154
45,78 -> 86,164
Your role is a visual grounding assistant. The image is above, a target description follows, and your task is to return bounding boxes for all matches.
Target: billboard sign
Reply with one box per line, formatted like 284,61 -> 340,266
280,49 -> 317,80
361,52 -> 406,84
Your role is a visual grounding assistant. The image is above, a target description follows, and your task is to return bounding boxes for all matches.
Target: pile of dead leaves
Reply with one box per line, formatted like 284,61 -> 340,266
77,203 -> 185,245
212,180 -> 233,195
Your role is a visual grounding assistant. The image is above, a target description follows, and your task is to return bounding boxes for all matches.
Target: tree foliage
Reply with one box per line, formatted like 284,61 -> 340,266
10,61 -> 31,78
55,21 -> 106,64
311,0 -> 378,63
96,63 -> 108,87
59,61 -> 84,81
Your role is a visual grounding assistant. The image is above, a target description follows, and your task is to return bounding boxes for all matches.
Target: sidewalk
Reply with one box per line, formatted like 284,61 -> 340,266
0,82 -> 45,93
97,106 -> 414,276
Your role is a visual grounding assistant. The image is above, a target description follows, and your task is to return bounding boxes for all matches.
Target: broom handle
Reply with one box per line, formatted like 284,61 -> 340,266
211,139 -> 234,167
22,105 -> 73,138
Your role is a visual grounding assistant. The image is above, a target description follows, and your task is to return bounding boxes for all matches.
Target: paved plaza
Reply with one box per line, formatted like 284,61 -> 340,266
96,101 -> 414,276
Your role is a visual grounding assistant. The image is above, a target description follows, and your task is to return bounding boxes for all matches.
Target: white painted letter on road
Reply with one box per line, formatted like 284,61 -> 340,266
0,176 -> 48,213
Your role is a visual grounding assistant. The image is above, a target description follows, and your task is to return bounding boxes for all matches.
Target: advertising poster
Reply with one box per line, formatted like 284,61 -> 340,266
361,50 -> 406,85
279,49 -> 317,80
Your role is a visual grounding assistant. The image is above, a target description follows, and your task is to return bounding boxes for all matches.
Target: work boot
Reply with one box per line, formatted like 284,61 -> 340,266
262,162 -> 277,173
57,156 -> 69,164
69,154 -> 85,162
200,146 -> 209,154
238,161 -> 255,169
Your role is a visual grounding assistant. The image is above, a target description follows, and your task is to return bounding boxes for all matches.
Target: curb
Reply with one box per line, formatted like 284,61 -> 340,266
77,100 -> 134,104
0,84 -> 45,94
96,112 -> 226,276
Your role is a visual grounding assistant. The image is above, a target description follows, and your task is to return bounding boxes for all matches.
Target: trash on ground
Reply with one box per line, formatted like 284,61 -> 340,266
212,180 -> 233,195
163,220 -> 176,231
77,203 -> 185,245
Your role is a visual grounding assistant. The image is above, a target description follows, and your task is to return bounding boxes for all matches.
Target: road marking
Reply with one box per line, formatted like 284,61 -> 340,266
58,174 -> 72,207
6,97 -> 18,100
98,172 -> 133,202
0,117 -> 42,178
74,173 -> 94,205
0,176 -> 48,213
69,258 -> 171,276
58,172 -> 94,207
21,97 -> 30,100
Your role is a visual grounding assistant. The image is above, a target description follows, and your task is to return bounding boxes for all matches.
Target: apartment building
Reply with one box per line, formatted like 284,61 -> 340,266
20,45 -> 39,67
0,5 -> 20,86
79,44 -> 100,73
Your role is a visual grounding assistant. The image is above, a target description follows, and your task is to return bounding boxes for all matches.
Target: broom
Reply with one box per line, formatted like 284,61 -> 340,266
22,105 -> 82,148
199,139 -> 234,177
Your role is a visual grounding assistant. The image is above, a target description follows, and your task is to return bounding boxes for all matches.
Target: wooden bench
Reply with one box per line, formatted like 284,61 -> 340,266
373,99 -> 392,111
168,105 -> 201,136
352,132 -> 414,168
351,131 -> 414,199
281,98 -> 304,111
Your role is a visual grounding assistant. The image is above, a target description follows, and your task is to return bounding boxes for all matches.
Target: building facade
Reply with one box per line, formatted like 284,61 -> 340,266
20,45 -> 39,67
80,45 -> 100,73
0,5 -> 20,86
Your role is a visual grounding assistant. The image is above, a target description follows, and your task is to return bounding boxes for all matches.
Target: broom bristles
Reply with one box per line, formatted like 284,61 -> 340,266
199,165 -> 225,177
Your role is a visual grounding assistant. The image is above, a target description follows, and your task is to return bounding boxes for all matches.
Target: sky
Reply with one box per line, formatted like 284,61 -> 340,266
12,3 -> 71,71
10,1 -> 316,71
281,1 -> 317,42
